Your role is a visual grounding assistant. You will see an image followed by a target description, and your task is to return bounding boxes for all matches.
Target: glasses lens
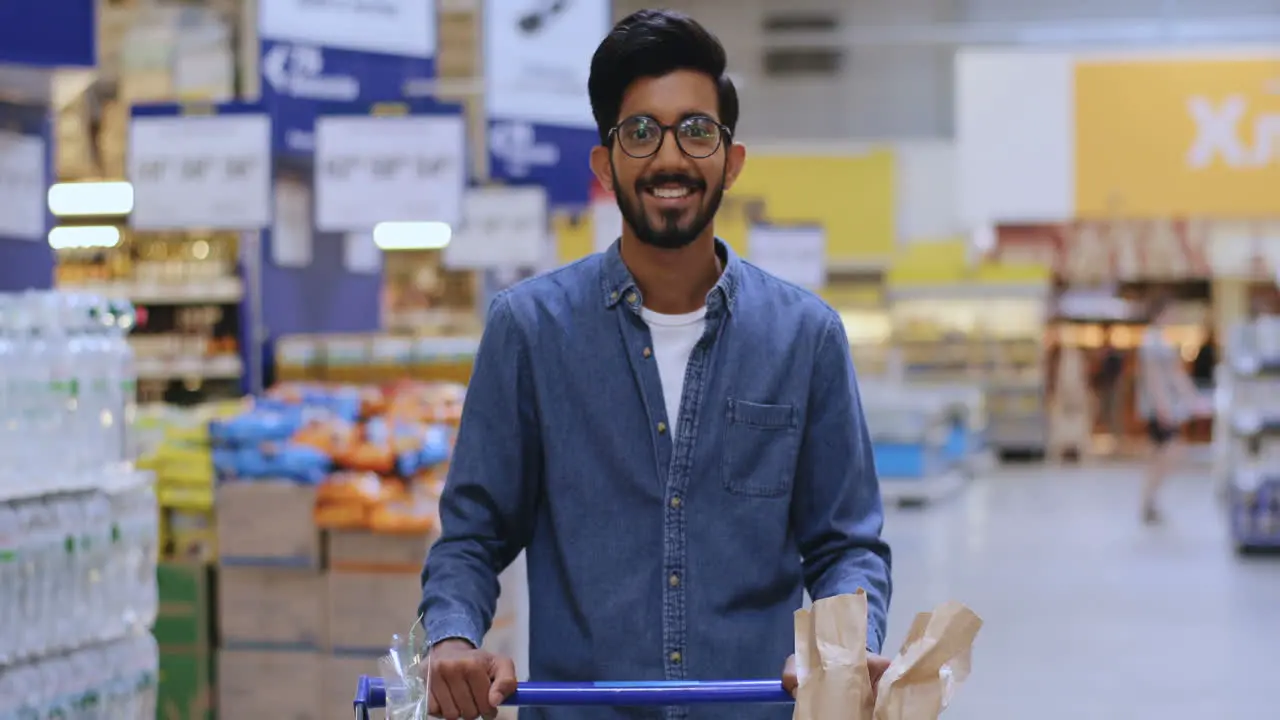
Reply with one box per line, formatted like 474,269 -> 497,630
676,117 -> 722,158
617,116 -> 662,157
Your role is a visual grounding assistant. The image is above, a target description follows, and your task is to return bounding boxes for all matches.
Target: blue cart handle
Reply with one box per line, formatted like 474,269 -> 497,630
354,676 -> 793,718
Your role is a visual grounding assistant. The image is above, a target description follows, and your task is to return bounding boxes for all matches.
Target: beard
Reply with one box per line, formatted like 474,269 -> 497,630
612,166 -> 725,250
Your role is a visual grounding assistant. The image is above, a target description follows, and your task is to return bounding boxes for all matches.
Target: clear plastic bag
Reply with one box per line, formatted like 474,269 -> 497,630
378,617 -> 431,720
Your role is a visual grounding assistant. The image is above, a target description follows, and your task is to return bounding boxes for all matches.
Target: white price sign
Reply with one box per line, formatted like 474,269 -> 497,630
444,187 -> 549,270
0,131 -> 46,240
128,113 -> 272,230
260,0 -> 436,59
748,224 -> 827,289
314,113 -> 466,232
484,0 -> 609,127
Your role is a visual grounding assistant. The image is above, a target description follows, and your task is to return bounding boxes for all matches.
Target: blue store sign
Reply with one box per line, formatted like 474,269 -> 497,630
0,0 -> 96,68
488,119 -> 598,209
261,40 -> 436,156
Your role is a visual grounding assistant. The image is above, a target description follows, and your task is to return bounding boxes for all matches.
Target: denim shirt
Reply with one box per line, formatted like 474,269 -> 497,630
420,239 -> 891,720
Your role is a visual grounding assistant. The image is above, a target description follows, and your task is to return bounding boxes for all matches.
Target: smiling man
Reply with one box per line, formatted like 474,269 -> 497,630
419,9 -> 891,720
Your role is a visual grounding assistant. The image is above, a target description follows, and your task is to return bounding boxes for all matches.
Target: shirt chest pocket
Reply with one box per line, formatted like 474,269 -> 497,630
721,399 -> 801,498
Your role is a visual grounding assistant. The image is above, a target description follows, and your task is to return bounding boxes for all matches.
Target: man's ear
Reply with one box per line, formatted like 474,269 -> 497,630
590,145 -> 614,193
723,142 -> 747,191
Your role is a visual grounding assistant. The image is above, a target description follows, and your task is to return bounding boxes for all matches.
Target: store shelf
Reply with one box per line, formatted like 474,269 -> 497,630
1220,317 -> 1280,552
136,354 -> 243,380
68,277 -> 245,305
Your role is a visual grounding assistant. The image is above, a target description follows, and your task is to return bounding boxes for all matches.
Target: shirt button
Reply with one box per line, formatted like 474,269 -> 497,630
669,651 -> 682,664
669,496 -> 681,508
626,292 -> 638,304
657,422 -> 667,434
668,573 -> 680,587
642,346 -> 652,358
610,291 -> 619,301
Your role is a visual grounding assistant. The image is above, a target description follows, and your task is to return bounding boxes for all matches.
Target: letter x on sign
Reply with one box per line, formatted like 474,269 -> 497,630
1186,95 -> 1248,169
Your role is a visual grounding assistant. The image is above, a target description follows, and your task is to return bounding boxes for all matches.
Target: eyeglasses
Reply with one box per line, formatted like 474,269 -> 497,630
608,115 -> 730,159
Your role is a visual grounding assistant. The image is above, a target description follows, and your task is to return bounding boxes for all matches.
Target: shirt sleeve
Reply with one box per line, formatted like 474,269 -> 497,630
791,312 -> 893,653
418,291 -> 542,648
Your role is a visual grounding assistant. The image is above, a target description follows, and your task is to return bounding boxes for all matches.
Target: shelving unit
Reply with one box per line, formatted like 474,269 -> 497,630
1219,316 -> 1280,553
55,230 -> 247,404
888,285 -> 1049,459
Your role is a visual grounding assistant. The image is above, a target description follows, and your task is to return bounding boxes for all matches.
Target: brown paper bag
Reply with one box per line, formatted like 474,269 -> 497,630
792,590 -> 873,720
872,602 -> 983,720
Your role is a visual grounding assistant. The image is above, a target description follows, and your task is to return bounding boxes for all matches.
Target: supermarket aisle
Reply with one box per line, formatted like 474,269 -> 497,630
883,464 -> 1278,720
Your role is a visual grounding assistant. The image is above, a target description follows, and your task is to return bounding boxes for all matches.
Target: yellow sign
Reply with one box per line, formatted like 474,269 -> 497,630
1075,57 -> 1280,218
554,149 -> 897,265
725,149 -> 896,262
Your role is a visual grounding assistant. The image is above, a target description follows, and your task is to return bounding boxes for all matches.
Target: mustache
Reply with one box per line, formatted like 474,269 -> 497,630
637,173 -> 705,192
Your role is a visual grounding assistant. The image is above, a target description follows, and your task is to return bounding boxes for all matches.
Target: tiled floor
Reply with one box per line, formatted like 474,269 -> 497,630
883,463 -> 1280,720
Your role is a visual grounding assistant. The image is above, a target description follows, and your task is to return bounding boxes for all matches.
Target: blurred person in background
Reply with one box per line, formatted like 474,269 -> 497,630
1137,294 -> 1198,524
1092,323 -> 1126,451
1188,324 -> 1218,442
418,9 -> 891,720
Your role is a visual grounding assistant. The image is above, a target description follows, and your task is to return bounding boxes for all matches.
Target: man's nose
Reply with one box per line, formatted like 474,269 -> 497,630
652,127 -> 690,168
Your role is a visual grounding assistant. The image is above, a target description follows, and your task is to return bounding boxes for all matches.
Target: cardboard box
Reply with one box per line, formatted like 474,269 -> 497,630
219,566 -> 328,650
327,571 -> 422,653
154,562 -> 215,649
327,531 -> 435,573
218,649 -> 320,720
157,648 -> 214,720
216,482 -> 322,566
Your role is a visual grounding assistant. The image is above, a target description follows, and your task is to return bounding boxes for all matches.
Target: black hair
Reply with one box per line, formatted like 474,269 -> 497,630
588,9 -> 739,146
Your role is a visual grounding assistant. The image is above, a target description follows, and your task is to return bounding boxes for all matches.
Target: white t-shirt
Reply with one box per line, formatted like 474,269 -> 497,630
640,306 -> 707,437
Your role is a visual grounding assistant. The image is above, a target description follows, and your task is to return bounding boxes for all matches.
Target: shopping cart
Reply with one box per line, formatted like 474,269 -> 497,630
354,675 -> 793,718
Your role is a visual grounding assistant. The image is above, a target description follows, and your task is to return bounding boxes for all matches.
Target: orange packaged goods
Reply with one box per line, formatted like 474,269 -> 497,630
314,472 -> 388,529
368,495 -> 438,534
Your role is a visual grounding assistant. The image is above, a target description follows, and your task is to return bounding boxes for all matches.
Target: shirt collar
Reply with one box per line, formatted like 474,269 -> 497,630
600,237 -> 740,315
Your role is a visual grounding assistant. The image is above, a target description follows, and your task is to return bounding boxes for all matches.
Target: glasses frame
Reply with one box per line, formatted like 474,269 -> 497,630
608,114 -> 731,160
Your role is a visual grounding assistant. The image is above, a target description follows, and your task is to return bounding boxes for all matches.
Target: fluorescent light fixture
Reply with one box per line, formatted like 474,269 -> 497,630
372,221 -> 452,251
48,225 -> 122,250
47,181 -> 135,217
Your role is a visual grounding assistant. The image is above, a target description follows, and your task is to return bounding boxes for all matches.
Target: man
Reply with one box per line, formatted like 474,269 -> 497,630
420,10 -> 891,720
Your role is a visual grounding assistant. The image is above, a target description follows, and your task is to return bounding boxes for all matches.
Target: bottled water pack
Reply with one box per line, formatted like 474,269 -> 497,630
0,290 -> 156,718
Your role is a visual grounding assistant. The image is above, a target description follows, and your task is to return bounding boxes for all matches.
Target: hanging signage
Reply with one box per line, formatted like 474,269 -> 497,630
128,107 -> 272,230
259,0 -> 436,60
488,119 -> 598,208
0,130 -> 47,240
260,40 -> 437,156
484,0 -> 608,128
748,224 -> 827,290
314,112 -> 466,231
443,187 -> 550,270
0,0 -> 95,68
1076,57 -> 1280,218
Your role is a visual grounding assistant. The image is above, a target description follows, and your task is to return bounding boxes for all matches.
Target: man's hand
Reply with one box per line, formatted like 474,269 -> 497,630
427,639 -> 517,720
782,653 -> 892,700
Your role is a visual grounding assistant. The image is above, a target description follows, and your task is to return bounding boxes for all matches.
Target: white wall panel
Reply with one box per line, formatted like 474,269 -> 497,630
894,141 -> 962,242
954,50 -> 1074,227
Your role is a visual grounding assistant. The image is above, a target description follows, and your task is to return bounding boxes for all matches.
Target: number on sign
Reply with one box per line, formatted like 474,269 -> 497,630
324,157 -> 358,180
415,157 -> 449,178
138,160 -> 166,183
225,157 -> 256,179
181,158 -> 212,180
371,156 -> 405,179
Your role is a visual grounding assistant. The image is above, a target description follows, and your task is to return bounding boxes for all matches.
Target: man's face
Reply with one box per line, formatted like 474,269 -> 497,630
591,69 -> 745,250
